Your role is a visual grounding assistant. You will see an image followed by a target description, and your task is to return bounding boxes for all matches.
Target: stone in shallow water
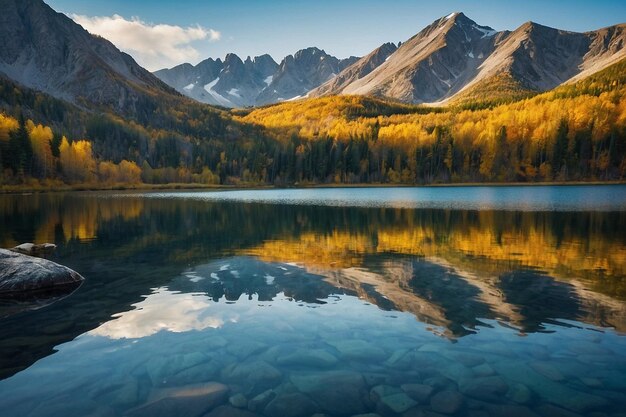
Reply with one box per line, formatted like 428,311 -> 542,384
263,392 -> 318,417
492,361 -> 608,413
226,341 -> 268,359
529,361 -> 565,382
276,349 -> 338,368
506,383 -> 533,405
401,383 -> 434,403
459,376 -> 509,402
222,361 -> 282,389
370,384 -> 402,401
328,339 -> 386,361
484,404 -> 540,417
247,389 -> 276,413
379,392 -> 418,414
472,363 -> 495,377
106,378 -> 140,408
430,391 -> 464,415
125,382 -> 229,417
534,404 -> 584,417
146,352 -> 209,385
567,341 -> 613,356
440,362 -> 474,384
229,393 -> 248,408
166,361 -> 221,386
203,405 -> 260,417
446,352 -> 485,367
385,349 -> 411,368
579,377 -> 602,388
290,370 -> 367,415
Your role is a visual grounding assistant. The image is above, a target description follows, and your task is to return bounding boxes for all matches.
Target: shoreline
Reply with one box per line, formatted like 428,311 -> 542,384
1,180 -> 624,194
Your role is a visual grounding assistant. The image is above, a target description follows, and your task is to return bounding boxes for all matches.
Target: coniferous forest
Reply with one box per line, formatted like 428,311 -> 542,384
1,57 -> 625,189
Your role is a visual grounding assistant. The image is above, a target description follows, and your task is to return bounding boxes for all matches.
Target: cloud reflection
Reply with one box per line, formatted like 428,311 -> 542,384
90,288 -> 233,339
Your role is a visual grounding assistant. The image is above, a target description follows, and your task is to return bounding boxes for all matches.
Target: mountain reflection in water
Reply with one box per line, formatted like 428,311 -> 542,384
0,189 -> 625,417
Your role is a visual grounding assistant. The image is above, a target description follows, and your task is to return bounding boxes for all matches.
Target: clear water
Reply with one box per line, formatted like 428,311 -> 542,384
0,186 -> 625,417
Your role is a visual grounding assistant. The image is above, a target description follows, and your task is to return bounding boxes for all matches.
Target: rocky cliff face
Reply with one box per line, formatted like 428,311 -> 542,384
0,0 -> 182,118
312,13 -> 626,104
155,47 -> 358,107
154,54 -> 279,108
256,47 -> 358,105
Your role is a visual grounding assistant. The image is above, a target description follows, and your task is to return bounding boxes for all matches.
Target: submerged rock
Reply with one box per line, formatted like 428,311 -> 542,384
290,370 -> 368,415
378,392 -> 418,413
0,249 -> 84,294
328,339 -> 386,361
263,392 -> 318,417
204,405 -> 260,417
276,349 -> 338,368
125,382 -> 229,417
430,390 -> 465,415
401,383 -> 434,403
229,393 -> 248,408
459,376 -> 509,402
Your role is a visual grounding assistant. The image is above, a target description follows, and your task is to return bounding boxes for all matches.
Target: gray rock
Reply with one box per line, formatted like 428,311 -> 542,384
440,363 -> 474,383
291,371 -> 367,415
229,393 -> 248,408
534,404 -> 583,417
166,361 -> 221,386
385,349 -> 411,368
125,382 -> 229,417
370,385 -> 402,401
263,392 -> 318,417
446,352 -> 485,367
0,249 -> 84,294
328,339 -> 386,361
430,391 -> 464,415
484,404 -> 540,417
529,361 -> 565,382
276,349 -> 338,368
248,389 -> 276,413
579,377 -> 602,388
10,242 -> 56,256
459,376 -> 508,402
506,383 -> 533,405
203,405 -> 260,417
379,392 -> 418,414
492,361 -> 608,413
401,383 -> 434,403
567,341 -> 612,356
146,352 -> 209,385
226,341 -> 267,359
222,361 -> 282,389
472,363 -> 495,377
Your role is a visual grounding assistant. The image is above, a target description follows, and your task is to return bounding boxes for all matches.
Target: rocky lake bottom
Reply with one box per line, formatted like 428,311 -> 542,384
0,187 -> 625,417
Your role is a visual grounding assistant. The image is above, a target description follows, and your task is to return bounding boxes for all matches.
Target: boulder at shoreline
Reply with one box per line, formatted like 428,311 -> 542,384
0,249 -> 84,295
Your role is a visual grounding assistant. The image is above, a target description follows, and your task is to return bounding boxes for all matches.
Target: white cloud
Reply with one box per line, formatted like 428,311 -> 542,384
70,13 -> 221,71
89,287 -> 238,339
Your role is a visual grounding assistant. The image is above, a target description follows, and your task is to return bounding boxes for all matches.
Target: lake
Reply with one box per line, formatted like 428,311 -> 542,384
1,185 -> 626,417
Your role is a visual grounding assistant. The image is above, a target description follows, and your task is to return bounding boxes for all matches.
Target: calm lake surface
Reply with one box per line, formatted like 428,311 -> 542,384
1,185 -> 626,417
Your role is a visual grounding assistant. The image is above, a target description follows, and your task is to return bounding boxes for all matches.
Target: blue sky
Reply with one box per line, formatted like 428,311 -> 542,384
47,0 -> 626,71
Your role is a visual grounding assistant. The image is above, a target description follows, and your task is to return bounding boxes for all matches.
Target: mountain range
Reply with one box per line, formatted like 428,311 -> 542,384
0,0 -> 625,115
156,12 -> 626,107
154,48 -> 358,108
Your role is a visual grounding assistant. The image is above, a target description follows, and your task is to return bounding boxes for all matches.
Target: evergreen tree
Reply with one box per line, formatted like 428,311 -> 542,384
8,114 -> 33,177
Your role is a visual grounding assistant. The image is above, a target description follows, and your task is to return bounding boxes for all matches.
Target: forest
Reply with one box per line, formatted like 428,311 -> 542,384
1,57 -> 625,188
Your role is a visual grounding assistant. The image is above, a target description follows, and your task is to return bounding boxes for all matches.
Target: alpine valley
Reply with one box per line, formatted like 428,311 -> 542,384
0,0 -> 625,188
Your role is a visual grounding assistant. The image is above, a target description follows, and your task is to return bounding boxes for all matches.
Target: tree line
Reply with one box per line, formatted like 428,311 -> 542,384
1,58 -> 625,187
